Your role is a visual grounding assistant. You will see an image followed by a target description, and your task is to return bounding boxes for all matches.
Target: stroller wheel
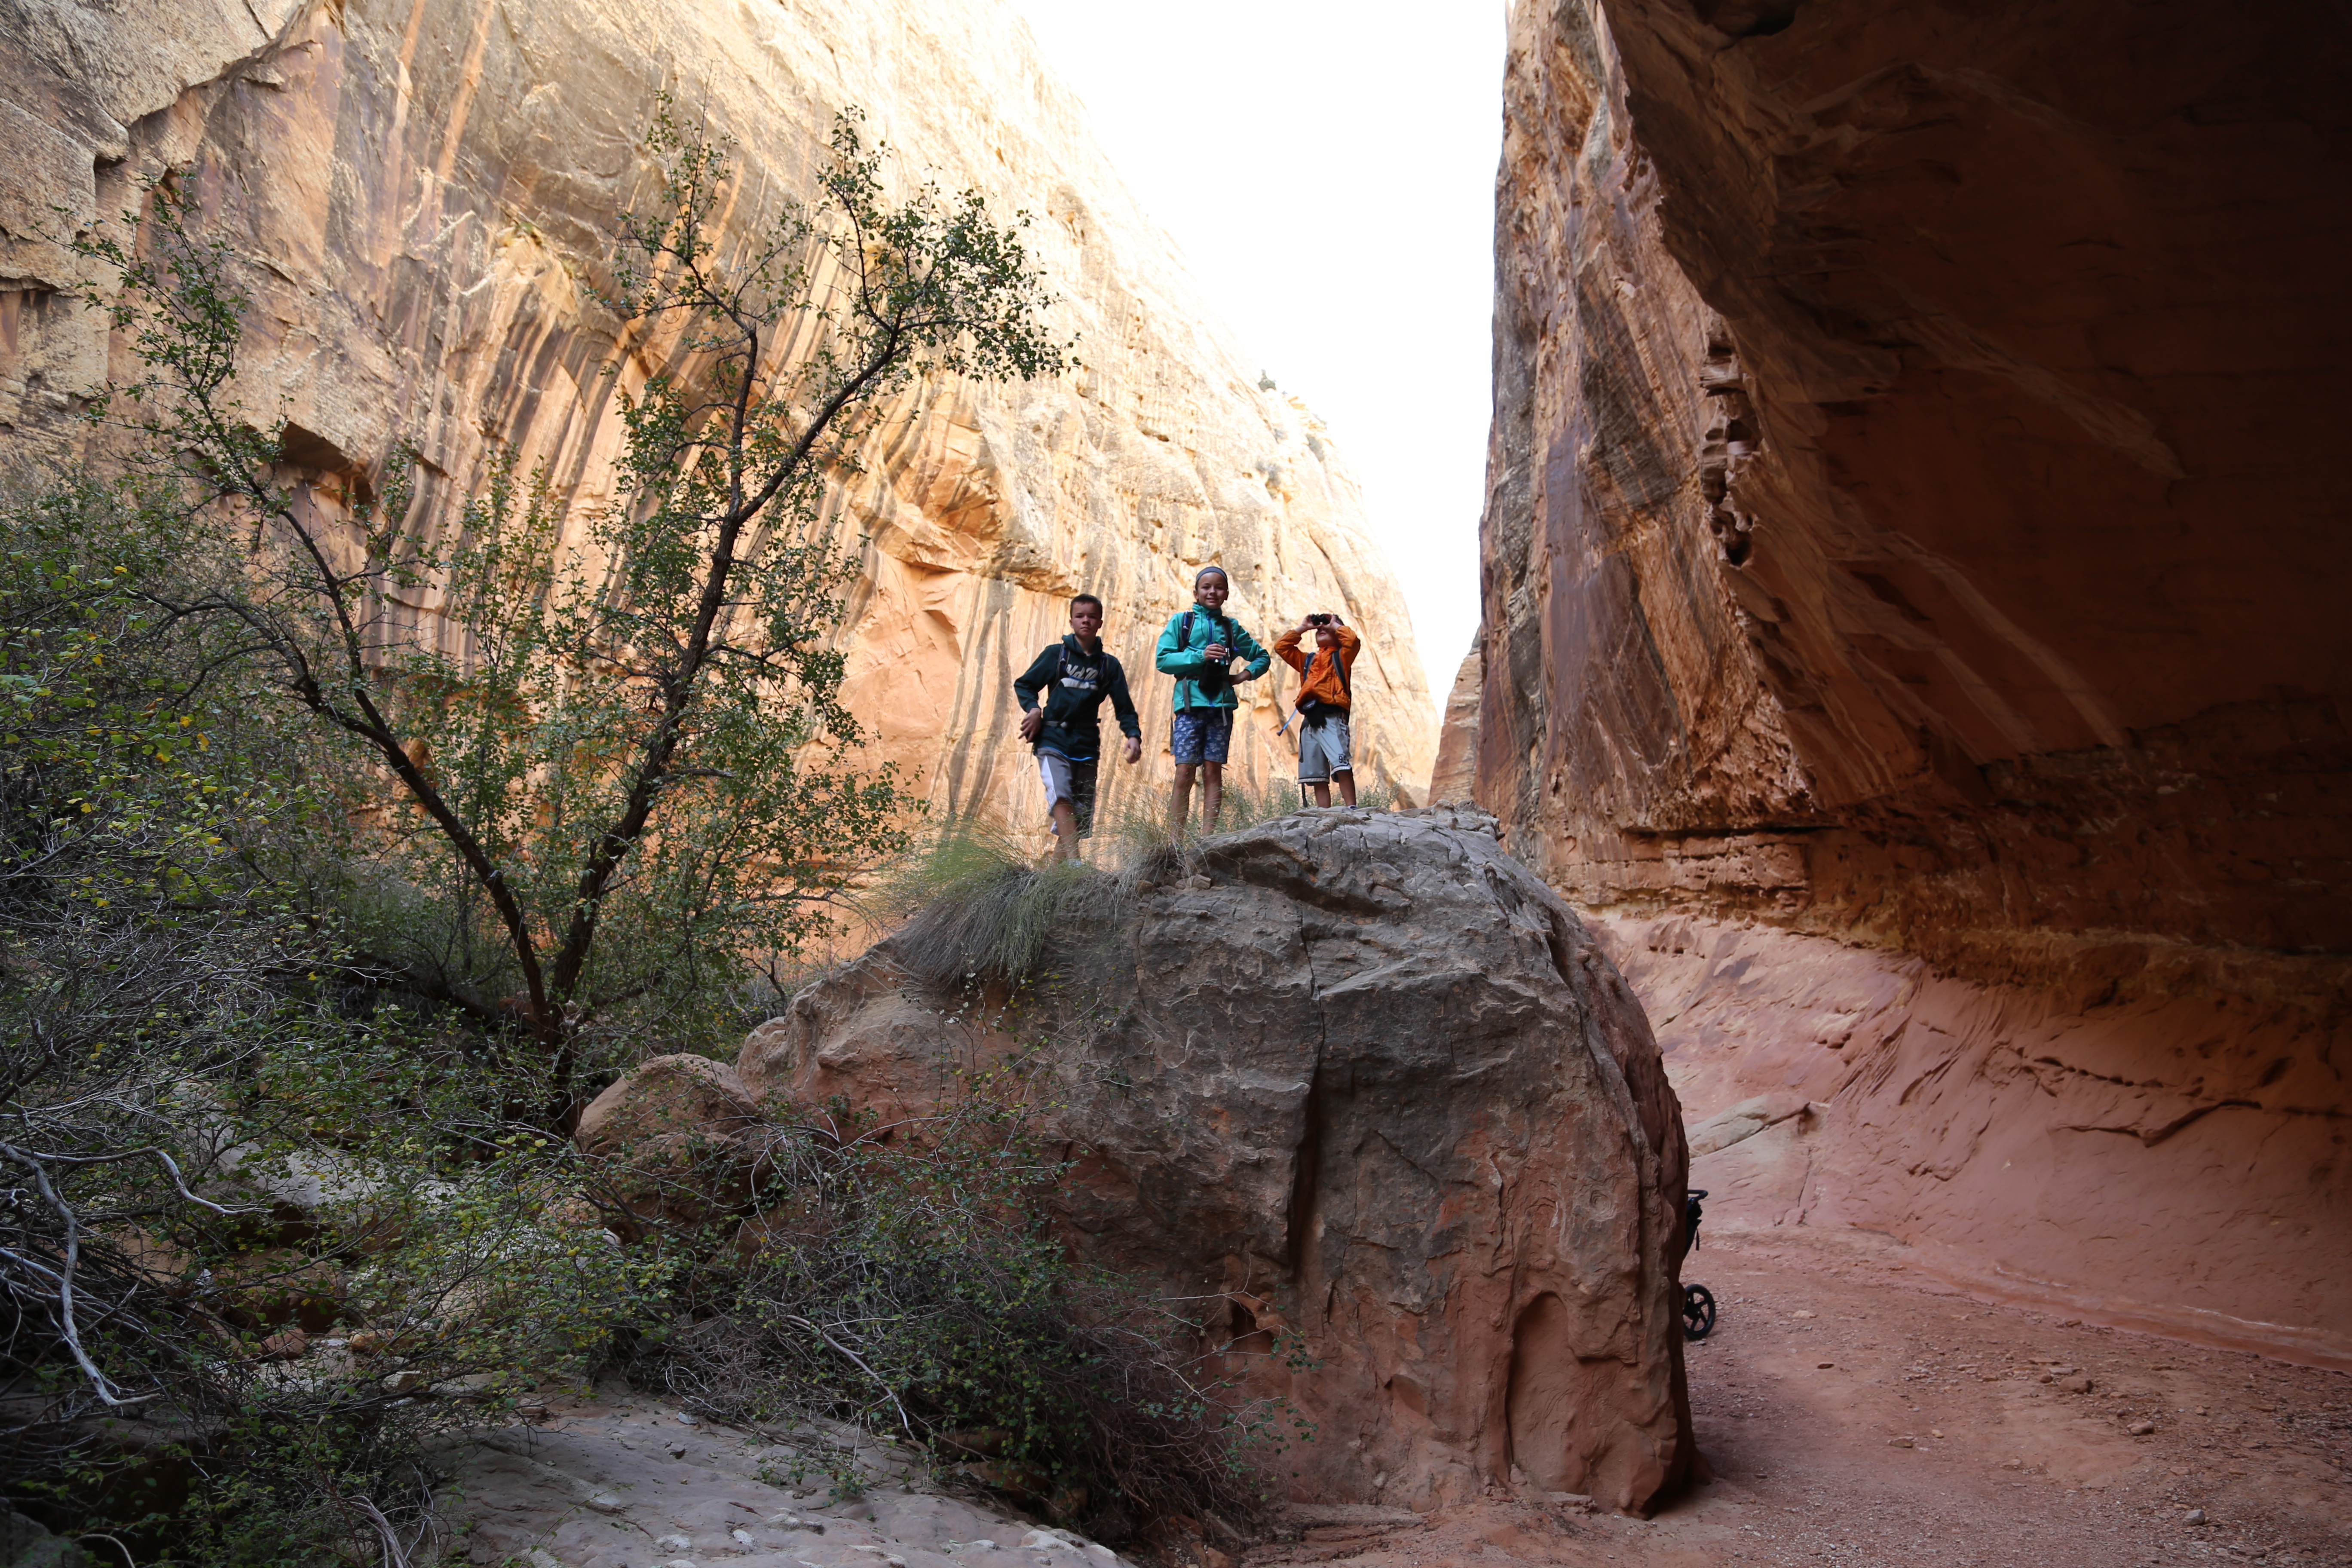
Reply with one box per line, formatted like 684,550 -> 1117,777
1683,1283 -> 1718,1341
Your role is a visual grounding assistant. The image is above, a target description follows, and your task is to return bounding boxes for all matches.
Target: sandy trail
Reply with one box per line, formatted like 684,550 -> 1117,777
451,1230 -> 2349,1568
1245,1232 -> 2351,1568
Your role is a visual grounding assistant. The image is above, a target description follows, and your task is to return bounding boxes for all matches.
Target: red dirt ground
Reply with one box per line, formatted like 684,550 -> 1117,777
1244,1231 -> 2352,1567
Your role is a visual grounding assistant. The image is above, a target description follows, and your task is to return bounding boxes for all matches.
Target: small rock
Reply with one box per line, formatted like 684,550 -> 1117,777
2059,1318 -> 2082,1328
1929,1428 -> 1944,1439
2185,1509 -> 2208,1525
732,1529 -> 756,1547
583,1492 -> 627,1514
429,1372 -> 498,1399
1792,1311 -> 1816,1320
668,1442 -> 688,1458
2058,1375 -> 2094,1394
258,1327 -> 309,1360
2128,1421 -> 2157,1436
1817,1362 -> 1836,1369
658,1536 -> 691,1551
675,1411 -> 702,1426
380,1369 -> 430,1394
1890,1436 -> 1915,1448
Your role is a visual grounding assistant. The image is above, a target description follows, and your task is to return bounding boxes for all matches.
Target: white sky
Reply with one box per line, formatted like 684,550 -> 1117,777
1010,1 -> 1507,724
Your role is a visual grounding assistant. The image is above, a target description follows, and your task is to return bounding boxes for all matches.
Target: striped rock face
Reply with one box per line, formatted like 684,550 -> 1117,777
745,807 -> 1697,1514
0,0 -> 1435,828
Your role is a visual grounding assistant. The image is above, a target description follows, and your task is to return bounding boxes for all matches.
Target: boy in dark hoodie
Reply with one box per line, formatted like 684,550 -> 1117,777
1014,593 -> 1142,861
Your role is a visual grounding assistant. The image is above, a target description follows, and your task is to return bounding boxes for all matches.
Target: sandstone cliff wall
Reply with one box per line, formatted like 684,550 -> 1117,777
0,0 -> 1436,826
1469,0 -> 2346,965
1466,0 -> 2348,1359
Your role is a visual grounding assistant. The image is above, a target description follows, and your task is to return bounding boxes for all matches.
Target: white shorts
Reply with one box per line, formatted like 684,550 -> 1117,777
1297,714 -> 1352,784
1036,750 -> 1099,836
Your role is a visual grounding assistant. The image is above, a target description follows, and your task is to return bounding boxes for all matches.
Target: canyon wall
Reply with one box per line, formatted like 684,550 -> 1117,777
0,0 -> 1436,828
1464,0 -> 2348,1360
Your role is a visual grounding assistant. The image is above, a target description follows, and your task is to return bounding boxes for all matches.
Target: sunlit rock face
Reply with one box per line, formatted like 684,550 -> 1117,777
1466,0 -> 2349,1361
0,0 -> 1436,823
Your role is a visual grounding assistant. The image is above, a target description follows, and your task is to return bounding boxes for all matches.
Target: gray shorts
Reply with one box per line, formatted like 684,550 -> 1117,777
1037,750 -> 1099,836
1297,713 -> 1352,784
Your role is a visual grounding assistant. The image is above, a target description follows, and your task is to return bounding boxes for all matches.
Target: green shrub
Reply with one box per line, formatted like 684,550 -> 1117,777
637,1048 -> 1295,1537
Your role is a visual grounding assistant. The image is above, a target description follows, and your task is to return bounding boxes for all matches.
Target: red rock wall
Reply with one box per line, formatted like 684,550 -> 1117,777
0,0 -> 1437,830
1595,912 -> 2352,1367
1470,0 -> 2349,1360
1473,0 -> 2348,962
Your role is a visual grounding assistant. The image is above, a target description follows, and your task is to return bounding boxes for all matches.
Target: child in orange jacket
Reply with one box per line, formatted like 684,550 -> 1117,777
1274,612 -> 1360,807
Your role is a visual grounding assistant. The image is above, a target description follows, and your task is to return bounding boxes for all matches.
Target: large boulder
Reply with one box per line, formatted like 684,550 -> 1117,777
576,1055 -> 764,1236
741,807 -> 1695,1514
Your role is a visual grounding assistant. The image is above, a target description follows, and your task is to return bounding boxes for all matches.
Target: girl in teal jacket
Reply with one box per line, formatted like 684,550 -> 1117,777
1154,566 -> 1269,831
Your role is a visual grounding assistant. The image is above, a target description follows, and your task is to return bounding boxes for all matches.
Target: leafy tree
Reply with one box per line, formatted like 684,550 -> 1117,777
0,470 -> 658,1551
69,105 -> 1068,1119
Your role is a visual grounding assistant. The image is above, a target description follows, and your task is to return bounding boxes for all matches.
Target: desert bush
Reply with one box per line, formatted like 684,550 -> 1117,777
635,1048 -> 1294,1536
0,468 -> 663,1559
881,780 -> 1403,989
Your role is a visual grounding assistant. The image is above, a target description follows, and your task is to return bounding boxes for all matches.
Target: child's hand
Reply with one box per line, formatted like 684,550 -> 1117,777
1124,736 -> 1142,765
1204,641 -> 1230,663
1019,707 -> 1043,741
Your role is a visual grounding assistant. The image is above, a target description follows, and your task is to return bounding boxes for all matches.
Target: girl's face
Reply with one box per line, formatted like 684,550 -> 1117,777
1194,572 -> 1229,610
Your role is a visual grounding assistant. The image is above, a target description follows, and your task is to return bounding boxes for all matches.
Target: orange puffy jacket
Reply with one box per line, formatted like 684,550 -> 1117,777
1274,624 -> 1360,713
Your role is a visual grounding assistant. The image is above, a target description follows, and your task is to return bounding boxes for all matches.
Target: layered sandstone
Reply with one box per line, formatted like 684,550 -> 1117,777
738,808 -> 1697,1513
1599,912 -> 2352,1367
1463,0 -> 2348,1360
0,0 -> 1436,821
1467,0 -> 2346,960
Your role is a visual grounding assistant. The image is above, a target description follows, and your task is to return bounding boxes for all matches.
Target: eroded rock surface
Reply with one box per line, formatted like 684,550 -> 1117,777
0,0 -> 1436,822
1605,911 -> 2352,1367
744,808 -> 1694,1514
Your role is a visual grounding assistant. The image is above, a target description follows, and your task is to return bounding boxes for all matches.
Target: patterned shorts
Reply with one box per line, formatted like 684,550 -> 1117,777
1170,707 -> 1233,766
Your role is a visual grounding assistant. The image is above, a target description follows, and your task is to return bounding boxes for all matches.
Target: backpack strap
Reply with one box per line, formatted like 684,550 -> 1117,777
1302,643 -> 1352,707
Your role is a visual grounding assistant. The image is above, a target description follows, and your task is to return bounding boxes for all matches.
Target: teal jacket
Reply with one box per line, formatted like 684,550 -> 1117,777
1154,606 -> 1270,712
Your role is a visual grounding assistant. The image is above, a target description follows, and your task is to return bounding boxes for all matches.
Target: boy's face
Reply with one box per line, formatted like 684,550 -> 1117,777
1070,600 -> 1103,640
1194,572 -> 1229,610
1314,626 -> 1338,650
